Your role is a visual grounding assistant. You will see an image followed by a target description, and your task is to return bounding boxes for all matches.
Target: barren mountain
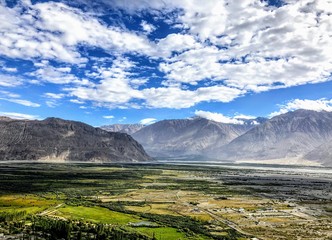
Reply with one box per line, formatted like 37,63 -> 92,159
0,117 -> 151,162
132,117 -> 257,158
214,110 -> 332,166
100,124 -> 144,135
304,140 -> 332,167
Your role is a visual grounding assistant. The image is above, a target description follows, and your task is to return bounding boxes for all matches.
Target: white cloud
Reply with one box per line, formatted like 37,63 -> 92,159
70,99 -> 85,104
269,98 -> 332,117
143,86 -> 244,109
0,90 -> 20,98
0,74 -> 23,87
139,118 -> 157,125
43,93 -> 66,108
0,90 -> 40,107
44,93 -> 66,99
0,1 -> 156,64
110,0 -> 332,95
103,115 -> 114,119
194,110 -> 244,124
0,98 -> 40,107
0,2 -> 83,63
2,67 -> 17,72
1,0 -> 332,112
67,57 -> 144,107
157,33 -> 201,58
45,100 -> 58,108
234,114 -> 256,120
140,20 -> 156,34
29,65 -> 89,85
0,112 -> 39,120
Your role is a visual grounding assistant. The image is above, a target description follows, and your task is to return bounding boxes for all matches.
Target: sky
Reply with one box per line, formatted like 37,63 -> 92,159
0,0 -> 332,126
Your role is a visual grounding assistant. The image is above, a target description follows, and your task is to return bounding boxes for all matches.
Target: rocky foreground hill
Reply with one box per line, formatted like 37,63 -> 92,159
0,117 -> 151,162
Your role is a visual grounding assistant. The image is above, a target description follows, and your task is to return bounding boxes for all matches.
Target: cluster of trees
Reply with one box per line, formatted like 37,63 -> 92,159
0,210 -> 27,222
32,217 -> 72,239
0,215 -> 155,240
0,210 -> 28,234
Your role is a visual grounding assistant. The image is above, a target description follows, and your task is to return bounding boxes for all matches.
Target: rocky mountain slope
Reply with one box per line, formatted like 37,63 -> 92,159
214,110 -> 332,166
100,124 -> 144,135
304,140 -> 332,166
0,117 -> 151,162
132,117 -> 259,158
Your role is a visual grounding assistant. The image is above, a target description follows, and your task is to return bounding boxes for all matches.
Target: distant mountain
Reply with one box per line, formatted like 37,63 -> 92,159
0,117 -> 151,162
100,124 -> 144,135
304,140 -> 332,166
214,110 -> 332,166
132,117 -> 257,158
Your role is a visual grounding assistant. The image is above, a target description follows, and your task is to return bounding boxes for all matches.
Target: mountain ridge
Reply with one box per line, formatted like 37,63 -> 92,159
132,117 -> 261,158
0,117 -> 151,162
213,110 -> 332,166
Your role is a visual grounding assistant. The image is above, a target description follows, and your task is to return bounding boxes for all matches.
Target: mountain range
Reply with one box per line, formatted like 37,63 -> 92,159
103,110 -> 332,167
0,117 -> 150,162
1,109 -> 331,166
131,117 -> 264,158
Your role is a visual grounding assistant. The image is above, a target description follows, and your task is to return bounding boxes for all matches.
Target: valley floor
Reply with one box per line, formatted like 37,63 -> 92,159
0,162 -> 331,239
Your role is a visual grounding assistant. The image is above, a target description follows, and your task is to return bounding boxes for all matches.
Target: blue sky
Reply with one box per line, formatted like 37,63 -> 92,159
0,0 -> 332,126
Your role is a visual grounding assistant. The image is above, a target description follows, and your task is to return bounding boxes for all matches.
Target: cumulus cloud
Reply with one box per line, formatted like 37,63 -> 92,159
0,74 -> 23,87
44,93 -> 66,99
140,20 -> 156,34
67,57 -> 144,107
29,64 -> 90,85
157,33 -> 201,58
143,86 -> 244,109
65,56 -> 237,109
269,98 -> 332,117
194,110 -> 245,124
110,0 -> 332,94
0,112 -> 39,120
1,0 -> 332,111
139,118 -> 157,125
0,1 -> 155,64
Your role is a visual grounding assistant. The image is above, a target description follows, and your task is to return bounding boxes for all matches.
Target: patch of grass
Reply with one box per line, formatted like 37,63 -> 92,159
126,204 -> 180,216
0,206 -> 44,214
134,226 -> 209,240
57,205 -> 142,225
0,195 -> 59,214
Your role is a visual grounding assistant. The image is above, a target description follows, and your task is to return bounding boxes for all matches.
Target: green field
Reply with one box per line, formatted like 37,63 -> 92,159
57,205 -> 141,224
